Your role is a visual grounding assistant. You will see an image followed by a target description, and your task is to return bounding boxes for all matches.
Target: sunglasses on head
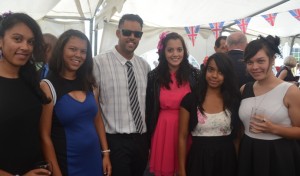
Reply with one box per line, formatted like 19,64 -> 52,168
120,29 -> 143,38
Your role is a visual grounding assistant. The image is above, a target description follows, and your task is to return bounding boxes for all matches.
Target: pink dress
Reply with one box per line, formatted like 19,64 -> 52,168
149,73 -> 191,176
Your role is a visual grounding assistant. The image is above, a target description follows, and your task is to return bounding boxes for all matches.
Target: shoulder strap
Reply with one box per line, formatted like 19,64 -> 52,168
42,79 -> 57,105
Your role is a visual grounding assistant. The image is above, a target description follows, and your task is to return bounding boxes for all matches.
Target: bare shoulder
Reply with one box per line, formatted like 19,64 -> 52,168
285,84 -> 300,105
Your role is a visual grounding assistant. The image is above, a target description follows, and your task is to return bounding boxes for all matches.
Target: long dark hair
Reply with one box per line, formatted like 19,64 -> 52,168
156,32 -> 192,89
49,29 -> 95,91
0,12 -> 49,103
196,53 -> 241,133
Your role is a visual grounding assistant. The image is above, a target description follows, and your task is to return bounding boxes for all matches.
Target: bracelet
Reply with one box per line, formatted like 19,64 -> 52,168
102,149 -> 111,153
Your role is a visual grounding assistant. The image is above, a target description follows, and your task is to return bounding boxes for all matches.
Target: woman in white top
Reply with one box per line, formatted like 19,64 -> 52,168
238,35 -> 300,176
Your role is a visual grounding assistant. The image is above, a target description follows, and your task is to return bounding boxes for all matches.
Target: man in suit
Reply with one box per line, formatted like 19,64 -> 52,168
227,31 -> 254,88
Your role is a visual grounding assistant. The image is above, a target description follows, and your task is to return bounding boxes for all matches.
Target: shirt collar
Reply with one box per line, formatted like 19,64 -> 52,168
112,46 -> 136,66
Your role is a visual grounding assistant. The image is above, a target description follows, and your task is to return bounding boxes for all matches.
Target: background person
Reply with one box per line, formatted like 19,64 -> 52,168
227,31 -> 254,88
38,33 -> 57,79
276,55 -> 297,83
0,12 -> 51,176
146,32 -> 201,176
40,29 -> 111,176
214,36 -> 228,53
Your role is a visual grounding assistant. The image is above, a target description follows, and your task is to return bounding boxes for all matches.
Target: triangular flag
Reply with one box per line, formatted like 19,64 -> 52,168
262,13 -> 277,26
209,22 -> 225,39
184,25 -> 200,46
234,17 -> 251,34
289,9 -> 300,21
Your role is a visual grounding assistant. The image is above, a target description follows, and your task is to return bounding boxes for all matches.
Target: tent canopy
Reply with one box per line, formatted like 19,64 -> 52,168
1,0 -> 300,37
98,0 -> 300,37
1,0 -> 300,61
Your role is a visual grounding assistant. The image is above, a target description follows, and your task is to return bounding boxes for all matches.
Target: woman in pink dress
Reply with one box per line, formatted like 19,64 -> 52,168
146,32 -> 201,176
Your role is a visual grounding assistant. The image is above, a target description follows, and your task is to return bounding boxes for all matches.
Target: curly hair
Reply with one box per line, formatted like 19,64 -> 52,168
156,32 -> 193,89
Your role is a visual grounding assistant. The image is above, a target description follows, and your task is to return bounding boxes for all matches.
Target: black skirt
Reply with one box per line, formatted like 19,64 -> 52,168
186,136 -> 237,176
238,135 -> 300,176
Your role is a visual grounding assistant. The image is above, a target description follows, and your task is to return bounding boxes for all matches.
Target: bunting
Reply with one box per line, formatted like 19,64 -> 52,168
234,17 -> 251,34
289,9 -> 300,21
209,22 -> 225,39
262,13 -> 277,26
184,25 -> 200,46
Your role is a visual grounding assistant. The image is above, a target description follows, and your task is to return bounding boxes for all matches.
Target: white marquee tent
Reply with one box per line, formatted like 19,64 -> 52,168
1,0 -> 300,64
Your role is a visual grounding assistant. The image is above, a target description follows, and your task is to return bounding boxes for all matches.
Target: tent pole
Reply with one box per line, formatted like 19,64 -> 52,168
90,18 -> 94,46
94,29 -> 98,56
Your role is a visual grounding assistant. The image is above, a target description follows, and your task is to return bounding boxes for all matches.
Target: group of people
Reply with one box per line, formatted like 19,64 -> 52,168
0,11 -> 300,176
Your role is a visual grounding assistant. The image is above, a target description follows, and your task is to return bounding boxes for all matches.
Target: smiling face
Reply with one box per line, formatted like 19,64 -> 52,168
0,22 -> 34,67
165,39 -> 184,72
246,49 -> 273,81
116,20 -> 142,59
62,36 -> 87,74
206,59 -> 224,89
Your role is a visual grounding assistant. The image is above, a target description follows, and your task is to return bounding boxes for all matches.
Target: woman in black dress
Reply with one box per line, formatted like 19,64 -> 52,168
0,12 -> 51,176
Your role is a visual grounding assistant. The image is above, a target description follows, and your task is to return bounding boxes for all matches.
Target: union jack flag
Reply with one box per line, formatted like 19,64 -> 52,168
289,9 -> 300,21
184,25 -> 200,46
262,13 -> 277,26
209,22 -> 225,39
234,17 -> 251,34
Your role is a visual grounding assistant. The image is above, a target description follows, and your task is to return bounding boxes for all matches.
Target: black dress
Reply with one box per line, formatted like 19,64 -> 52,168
0,77 -> 43,175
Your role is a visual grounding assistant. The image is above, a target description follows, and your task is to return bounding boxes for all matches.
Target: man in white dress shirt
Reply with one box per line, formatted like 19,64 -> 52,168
93,14 -> 151,176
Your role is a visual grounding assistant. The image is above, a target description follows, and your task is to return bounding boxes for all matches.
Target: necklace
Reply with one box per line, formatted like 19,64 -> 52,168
254,92 -> 267,109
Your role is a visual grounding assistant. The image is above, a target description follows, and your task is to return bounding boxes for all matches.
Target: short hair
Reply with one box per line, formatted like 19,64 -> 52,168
226,32 -> 247,48
215,36 -> 227,48
284,55 -> 297,67
118,14 -> 143,29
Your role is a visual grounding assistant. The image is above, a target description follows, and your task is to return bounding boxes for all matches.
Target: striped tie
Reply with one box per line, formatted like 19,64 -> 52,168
126,61 -> 143,133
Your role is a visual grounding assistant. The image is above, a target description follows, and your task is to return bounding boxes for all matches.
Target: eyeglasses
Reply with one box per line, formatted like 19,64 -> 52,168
120,29 -> 143,38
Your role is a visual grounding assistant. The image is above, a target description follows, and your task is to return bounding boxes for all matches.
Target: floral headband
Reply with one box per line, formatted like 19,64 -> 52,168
157,31 -> 170,53
1,11 -> 13,19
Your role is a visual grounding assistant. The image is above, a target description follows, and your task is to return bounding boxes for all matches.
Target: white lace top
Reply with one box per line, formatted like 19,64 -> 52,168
191,109 -> 232,136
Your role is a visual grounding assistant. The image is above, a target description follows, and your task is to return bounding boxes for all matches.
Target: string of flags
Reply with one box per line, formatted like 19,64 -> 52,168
184,8 -> 300,45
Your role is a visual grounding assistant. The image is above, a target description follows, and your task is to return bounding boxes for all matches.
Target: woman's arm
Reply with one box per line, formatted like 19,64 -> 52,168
178,107 -> 190,176
40,81 -> 63,176
93,87 -> 112,176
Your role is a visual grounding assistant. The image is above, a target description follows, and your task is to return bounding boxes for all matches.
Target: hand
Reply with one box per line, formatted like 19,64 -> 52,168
23,168 -> 51,176
249,115 -> 273,134
102,154 -> 112,176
